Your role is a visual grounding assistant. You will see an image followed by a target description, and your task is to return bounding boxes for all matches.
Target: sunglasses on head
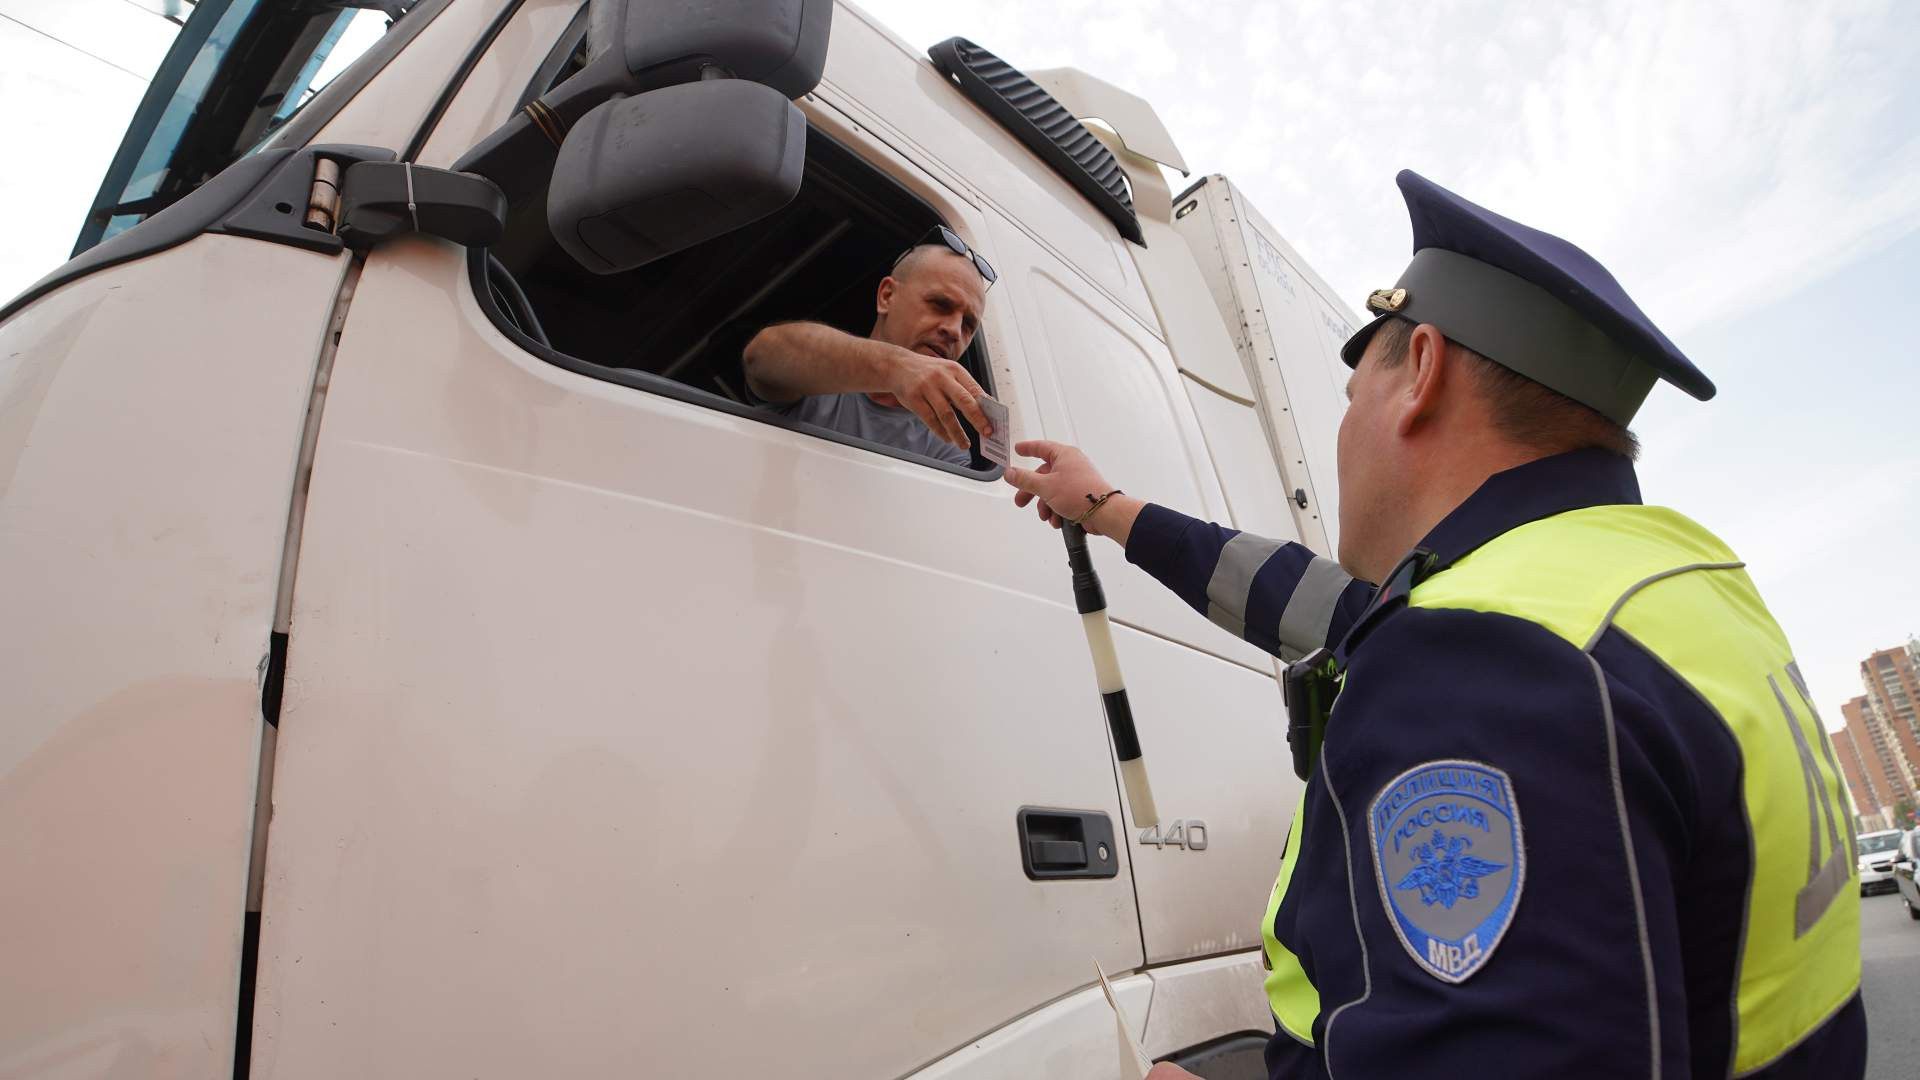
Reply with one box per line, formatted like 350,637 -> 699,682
892,224 -> 997,287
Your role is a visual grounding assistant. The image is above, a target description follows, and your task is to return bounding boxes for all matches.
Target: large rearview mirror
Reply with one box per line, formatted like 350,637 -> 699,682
547,80 -> 806,275
455,0 -> 831,199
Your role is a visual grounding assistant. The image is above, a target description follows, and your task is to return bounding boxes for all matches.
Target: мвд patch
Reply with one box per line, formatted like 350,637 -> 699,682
1367,759 -> 1524,984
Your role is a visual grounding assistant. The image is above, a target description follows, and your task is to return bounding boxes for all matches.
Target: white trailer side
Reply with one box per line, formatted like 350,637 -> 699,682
1173,175 -> 1362,555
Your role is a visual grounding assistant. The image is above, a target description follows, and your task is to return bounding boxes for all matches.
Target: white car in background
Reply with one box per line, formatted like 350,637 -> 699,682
1896,830 -> 1920,920
1858,829 -> 1904,895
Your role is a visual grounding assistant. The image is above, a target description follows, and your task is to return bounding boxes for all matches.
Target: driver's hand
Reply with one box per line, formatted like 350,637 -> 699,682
1002,439 -> 1115,530
881,347 -> 991,450
1145,1065 -> 1201,1080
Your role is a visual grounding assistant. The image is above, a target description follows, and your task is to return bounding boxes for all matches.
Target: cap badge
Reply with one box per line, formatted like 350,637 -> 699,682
1366,287 -> 1408,313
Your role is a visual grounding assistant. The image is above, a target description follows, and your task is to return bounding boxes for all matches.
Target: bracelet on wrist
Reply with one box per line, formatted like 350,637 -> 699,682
1070,489 -> 1123,526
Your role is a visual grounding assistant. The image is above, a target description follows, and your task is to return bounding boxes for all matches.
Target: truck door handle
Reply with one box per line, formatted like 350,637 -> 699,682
1029,839 -> 1087,866
1018,807 -> 1119,880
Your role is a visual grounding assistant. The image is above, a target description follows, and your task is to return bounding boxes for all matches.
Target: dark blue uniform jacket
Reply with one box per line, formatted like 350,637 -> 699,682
1124,449 -> 1866,1080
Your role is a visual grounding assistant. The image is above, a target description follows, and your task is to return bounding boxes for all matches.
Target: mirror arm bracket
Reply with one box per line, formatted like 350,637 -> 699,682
336,161 -> 508,251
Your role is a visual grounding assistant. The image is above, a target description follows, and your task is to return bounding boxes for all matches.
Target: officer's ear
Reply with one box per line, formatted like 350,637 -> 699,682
1395,322 -> 1453,436
876,275 -> 898,317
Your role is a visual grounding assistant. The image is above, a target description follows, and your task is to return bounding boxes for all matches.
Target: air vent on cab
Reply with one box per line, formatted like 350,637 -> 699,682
928,37 -> 1144,245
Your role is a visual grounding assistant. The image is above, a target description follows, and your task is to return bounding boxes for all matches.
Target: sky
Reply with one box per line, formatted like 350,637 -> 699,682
1,0 -> 1916,728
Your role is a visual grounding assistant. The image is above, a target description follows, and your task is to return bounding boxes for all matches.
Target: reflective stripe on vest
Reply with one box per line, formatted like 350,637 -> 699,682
1408,504 -> 1860,1074
1263,785 -> 1319,1043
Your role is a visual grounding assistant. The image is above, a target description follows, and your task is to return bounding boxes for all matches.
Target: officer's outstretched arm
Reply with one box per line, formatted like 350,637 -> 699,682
1277,606 -> 1686,1077
1003,439 -> 1371,659
1123,503 -> 1368,660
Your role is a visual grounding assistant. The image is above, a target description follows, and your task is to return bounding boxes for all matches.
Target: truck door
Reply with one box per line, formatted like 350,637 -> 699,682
982,214 -> 1301,971
817,23 -> 1303,1004
249,6 -> 1141,1077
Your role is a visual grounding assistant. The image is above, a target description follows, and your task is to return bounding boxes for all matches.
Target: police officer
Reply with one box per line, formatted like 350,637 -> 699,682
1004,172 -> 1866,1079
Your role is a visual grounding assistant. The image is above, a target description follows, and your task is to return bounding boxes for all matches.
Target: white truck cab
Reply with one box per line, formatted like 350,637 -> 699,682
0,2 -> 1359,1076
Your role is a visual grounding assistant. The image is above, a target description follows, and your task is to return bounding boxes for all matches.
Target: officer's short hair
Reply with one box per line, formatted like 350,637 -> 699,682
1370,317 -> 1640,461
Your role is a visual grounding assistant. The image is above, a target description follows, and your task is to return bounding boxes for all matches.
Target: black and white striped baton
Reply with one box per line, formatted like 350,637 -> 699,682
1061,522 -> 1158,829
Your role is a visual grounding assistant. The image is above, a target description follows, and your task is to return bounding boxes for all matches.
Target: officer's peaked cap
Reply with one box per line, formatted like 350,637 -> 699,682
1341,171 -> 1714,426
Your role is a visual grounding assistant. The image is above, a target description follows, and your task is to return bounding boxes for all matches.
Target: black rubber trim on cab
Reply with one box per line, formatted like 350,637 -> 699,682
231,910 -> 261,1080
927,37 -> 1143,245
0,145 -> 400,325
260,631 -> 289,729
485,254 -> 549,346
463,248 -> 1002,483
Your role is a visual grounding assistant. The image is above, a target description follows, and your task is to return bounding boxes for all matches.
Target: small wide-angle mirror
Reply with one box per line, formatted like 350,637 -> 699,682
547,80 -> 806,275
456,0 -> 831,198
586,0 -> 832,99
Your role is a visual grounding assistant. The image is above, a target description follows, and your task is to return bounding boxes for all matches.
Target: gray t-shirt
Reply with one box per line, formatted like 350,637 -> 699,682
773,392 -> 973,468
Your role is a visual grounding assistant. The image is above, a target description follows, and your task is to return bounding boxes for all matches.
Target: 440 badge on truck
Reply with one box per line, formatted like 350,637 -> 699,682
1139,819 -> 1209,850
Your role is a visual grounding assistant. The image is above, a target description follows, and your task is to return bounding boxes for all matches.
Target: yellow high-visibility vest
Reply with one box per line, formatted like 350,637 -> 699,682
1260,503 -> 1859,1072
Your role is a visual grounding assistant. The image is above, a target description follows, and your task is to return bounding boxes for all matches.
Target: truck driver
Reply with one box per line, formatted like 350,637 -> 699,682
742,226 -> 996,467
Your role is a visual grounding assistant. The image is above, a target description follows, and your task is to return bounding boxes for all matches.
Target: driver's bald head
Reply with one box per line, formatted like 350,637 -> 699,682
891,243 -> 967,283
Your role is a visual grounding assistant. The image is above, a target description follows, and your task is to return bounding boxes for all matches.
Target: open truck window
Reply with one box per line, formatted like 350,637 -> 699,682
474,128 -> 1000,475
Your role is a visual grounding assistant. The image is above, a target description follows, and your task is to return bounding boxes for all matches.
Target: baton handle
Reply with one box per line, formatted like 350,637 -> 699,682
1062,524 -> 1158,828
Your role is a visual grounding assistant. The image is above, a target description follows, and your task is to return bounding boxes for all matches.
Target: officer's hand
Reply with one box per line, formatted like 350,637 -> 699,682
1002,439 -> 1103,528
878,346 -> 991,450
1144,1064 -> 1199,1079
1002,440 -> 1142,542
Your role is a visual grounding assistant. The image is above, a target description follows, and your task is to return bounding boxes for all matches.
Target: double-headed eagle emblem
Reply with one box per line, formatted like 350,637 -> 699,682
1394,829 -> 1505,909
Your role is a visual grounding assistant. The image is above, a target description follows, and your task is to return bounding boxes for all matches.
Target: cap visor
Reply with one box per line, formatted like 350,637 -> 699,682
1341,313 -> 1392,368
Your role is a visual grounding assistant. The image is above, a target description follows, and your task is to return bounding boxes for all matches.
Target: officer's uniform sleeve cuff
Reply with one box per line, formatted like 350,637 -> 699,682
1124,502 -> 1194,577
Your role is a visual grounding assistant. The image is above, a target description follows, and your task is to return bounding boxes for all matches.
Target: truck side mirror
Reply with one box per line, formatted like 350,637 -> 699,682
455,0 -> 831,200
546,80 -> 806,275
583,0 -> 833,100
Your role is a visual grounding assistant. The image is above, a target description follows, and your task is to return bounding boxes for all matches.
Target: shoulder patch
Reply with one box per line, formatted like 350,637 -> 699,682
1367,760 -> 1524,983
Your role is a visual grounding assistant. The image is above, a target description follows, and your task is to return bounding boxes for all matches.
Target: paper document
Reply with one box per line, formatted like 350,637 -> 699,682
1094,958 -> 1152,1080
978,394 -> 1011,467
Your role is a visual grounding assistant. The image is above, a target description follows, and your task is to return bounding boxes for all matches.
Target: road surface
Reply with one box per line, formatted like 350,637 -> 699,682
1862,890 -> 1919,1080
